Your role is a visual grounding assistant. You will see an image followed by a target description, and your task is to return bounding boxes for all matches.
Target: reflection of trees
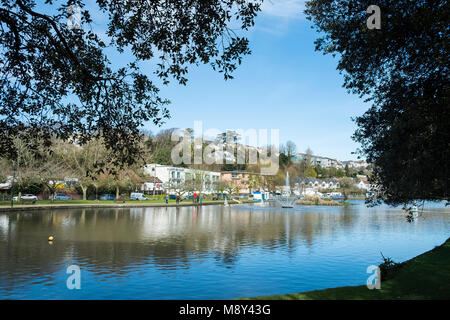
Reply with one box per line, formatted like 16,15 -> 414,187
0,204 -> 407,289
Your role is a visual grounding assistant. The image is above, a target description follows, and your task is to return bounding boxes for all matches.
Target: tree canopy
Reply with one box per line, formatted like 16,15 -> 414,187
305,0 -> 449,206
0,0 -> 262,166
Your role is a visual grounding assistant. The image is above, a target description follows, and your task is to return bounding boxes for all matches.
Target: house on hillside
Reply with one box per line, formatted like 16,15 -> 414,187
220,171 -> 265,195
355,175 -> 371,190
295,177 -> 340,196
143,164 -> 221,194
292,154 -> 343,168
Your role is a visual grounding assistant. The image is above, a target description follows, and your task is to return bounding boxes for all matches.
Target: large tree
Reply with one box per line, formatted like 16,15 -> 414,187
0,0 -> 262,166
305,1 -> 449,206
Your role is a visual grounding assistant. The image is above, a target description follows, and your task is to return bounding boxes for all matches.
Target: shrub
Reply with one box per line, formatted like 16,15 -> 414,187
379,253 -> 403,281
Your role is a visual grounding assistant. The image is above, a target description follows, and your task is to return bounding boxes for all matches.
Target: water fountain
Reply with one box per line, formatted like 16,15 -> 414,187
276,172 -> 297,208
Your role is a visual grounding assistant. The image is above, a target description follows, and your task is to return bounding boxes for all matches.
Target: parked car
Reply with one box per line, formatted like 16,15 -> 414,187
130,193 -> 147,201
51,193 -> 72,200
99,194 -> 115,201
13,194 -> 38,202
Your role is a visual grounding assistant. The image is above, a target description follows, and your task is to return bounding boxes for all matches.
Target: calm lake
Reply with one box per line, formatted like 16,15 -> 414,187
0,200 -> 449,299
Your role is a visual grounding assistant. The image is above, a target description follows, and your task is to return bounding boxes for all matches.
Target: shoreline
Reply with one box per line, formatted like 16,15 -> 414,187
240,237 -> 450,300
0,199 -> 361,212
0,200 -> 255,212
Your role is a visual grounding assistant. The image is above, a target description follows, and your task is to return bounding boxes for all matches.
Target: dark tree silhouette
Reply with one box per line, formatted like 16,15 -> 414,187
0,0 -> 262,166
305,1 -> 449,206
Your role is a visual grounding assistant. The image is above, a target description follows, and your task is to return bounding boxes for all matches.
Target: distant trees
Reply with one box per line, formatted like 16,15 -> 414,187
344,164 -> 350,177
94,167 -> 144,199
285,141 -> 297,163
338,177 -> 355,201
225,184 -> 237,198
0,129 -> 370,200
6,137 -> 41,199
146,129 -> 182,166
54,140 -> 106,200
277,141 -> 297,170
304,166 -> 318,178
297,148 -> 316,178
36,161 -> 70,202
264,172 -> 286,192
0,159 -> 7,183
116,170 -> 145,199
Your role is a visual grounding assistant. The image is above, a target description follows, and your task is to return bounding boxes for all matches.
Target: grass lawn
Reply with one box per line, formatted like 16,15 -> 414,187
241,237 -> 450,300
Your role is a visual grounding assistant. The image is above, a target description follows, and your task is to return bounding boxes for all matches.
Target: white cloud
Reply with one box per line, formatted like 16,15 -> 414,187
260,0 -> 305,19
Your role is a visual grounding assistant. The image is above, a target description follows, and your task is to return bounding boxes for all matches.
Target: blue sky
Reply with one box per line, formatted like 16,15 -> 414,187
139,1 -> 369,161
39,0 -> 369,161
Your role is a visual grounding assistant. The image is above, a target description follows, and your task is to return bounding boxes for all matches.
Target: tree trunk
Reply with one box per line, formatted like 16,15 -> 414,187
81,185 -> 87,201
116,186 -> 119,200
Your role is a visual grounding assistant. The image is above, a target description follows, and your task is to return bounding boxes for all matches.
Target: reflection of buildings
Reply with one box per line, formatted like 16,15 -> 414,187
2,204 -> 438,292
0,215 -> 8,235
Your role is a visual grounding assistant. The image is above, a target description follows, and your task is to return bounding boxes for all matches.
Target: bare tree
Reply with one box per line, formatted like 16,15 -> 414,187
36,161 -> 70,202
286,141 -> 297,161
5,138 -> 41,200
54,139 -> 107,200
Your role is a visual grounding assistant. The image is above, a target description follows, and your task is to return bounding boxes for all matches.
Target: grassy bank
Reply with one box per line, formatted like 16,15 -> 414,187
241,237 -> 450,300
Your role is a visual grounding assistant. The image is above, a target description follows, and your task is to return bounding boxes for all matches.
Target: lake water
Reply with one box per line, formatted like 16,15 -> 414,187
0,200 -> 448,299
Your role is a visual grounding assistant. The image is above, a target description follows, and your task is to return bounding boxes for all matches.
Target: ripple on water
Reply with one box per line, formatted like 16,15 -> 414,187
0,201 -> 448,299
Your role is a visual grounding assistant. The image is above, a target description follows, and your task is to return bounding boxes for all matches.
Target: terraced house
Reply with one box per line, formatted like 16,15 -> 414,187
144,164 -> 221,195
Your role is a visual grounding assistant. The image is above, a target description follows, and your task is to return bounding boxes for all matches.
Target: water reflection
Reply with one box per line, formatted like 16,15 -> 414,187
0,201 -> 448,299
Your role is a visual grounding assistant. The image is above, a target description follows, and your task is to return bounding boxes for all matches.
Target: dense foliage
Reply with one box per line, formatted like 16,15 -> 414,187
305,0 -> 449,206
0,0 -> 261,166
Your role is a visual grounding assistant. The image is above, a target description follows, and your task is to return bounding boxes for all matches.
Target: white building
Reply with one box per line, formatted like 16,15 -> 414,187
293,153 -> 343,168
142,176 -> 164,195
143,164 -> 221,194
343,160 -> 370,169
355,175 -> 371,190
295,177 -> 340,196
0,176 -> 12,191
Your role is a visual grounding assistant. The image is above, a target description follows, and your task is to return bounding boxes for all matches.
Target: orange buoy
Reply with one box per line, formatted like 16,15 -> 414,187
48,236 -> 54,241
